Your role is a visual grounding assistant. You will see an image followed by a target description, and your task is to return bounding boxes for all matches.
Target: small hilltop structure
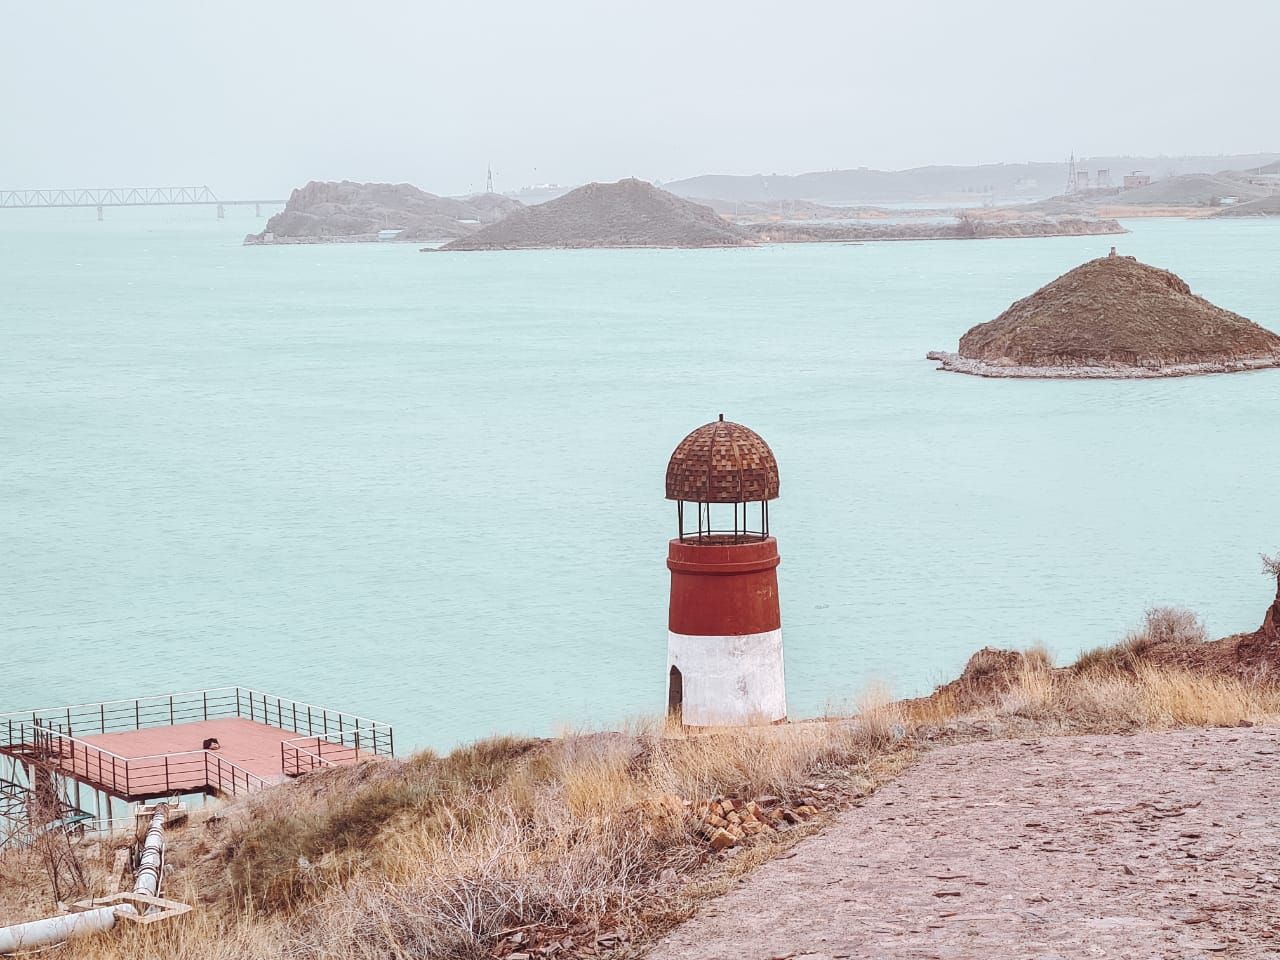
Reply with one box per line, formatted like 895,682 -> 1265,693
929,250 -> 1280,378
664,415 -> 786,727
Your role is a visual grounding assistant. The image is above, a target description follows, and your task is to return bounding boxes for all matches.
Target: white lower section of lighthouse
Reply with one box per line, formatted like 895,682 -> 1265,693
667,629 -> 787,727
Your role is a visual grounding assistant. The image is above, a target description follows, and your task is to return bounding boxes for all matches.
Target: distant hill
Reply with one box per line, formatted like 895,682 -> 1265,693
1110,174 -> 1270,207
664,154 -> 1280,205
930,254 -> 1280,378
245,181 -> 522,244
439,179 -> 752,251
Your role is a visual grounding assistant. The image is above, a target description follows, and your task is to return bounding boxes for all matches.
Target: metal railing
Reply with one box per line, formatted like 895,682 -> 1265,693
0,686 -> 393,759
2,722 -> 268,800
280,723 -> 394,777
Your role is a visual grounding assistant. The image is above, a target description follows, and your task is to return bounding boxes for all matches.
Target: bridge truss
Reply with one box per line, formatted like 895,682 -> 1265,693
0,186 -> 281,219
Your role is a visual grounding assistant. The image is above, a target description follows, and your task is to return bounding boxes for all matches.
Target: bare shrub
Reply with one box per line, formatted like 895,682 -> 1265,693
1139,606 -> 1206,647
1263,553 -> 1280,580
1074,606 -> 1205,674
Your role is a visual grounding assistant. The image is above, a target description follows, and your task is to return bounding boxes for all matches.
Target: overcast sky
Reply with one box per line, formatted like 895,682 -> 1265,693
4,0 -> 1277,198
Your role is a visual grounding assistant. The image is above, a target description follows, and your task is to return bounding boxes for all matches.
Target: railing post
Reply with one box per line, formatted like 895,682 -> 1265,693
100,703 -> 105,734
169,695 -> 174,726
164,755 -> 170,794
135,700 -> 140,730
236,688 -> 241,718
307,706 -> 313,736
203,691 -> 208,722
292,702 -> 298,733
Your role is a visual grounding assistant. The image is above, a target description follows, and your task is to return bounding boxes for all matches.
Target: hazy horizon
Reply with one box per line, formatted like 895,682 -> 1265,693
4,0 -> 1278,198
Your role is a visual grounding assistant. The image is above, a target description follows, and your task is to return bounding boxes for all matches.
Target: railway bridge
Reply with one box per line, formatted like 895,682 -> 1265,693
0,186 -> 283,219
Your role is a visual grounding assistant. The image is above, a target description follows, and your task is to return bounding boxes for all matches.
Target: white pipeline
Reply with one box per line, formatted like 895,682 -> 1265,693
0,803 -> 168,955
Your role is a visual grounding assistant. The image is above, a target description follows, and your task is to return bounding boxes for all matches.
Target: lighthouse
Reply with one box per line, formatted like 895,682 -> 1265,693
664,415 -> 787,727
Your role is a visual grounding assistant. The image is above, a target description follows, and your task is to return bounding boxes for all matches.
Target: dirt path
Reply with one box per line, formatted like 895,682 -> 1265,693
649,727 -> 1280,959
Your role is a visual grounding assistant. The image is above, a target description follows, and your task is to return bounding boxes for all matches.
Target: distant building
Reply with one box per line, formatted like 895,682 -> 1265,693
1123,172 -> 1152,190
376,229 -> 403,241
1096,169 -> 1113,188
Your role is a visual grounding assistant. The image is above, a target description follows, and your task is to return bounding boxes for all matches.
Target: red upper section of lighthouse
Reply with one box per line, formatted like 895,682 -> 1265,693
665,415 -> 780,503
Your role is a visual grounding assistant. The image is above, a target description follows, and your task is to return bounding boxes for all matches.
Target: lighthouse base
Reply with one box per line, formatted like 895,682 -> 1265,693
667,629 -> 787,727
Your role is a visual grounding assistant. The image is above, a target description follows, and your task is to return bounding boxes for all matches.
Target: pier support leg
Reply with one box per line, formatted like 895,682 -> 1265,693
216,204 -> 225,220
96,205 -> 103,221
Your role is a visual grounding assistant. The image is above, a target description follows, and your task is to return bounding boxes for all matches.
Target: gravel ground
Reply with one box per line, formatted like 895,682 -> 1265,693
649,727 -> 1280,959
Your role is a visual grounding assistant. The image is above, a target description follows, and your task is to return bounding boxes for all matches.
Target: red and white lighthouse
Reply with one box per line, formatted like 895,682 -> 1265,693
664,415 -> 787,727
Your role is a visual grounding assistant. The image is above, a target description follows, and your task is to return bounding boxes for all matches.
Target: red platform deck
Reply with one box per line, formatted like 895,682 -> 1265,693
0,686 -> 394,803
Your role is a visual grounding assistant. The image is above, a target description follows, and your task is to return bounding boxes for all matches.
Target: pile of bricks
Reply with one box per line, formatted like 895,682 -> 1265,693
691,796 -> 821,851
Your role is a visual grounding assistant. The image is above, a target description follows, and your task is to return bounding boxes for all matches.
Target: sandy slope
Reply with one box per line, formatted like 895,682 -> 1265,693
648,727 -> 1280,959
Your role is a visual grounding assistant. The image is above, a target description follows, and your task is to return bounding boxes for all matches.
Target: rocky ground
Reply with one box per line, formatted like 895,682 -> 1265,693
649,726 -> 1280,959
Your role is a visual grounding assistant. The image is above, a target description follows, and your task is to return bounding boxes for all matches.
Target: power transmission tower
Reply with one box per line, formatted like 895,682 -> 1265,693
486,164 -> 494,194
1065,153 -> 1080,195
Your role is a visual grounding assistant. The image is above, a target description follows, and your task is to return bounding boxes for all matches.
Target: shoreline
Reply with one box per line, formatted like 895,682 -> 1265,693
926,350 -> 1280,379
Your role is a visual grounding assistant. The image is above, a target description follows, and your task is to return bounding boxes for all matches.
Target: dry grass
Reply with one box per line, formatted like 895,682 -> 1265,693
38,704 -> 903,960
16,618 -> 1280,960
1072,605 -> 1206,675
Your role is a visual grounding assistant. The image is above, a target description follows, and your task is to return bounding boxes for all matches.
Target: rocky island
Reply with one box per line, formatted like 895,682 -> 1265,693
436,178 -> 753,250
244,181 -> 521,245
928,252 -> 1280,378
751,215 -> 1124,243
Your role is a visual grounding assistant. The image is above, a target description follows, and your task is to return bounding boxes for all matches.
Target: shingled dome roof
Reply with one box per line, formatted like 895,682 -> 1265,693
665,416 -> 780,503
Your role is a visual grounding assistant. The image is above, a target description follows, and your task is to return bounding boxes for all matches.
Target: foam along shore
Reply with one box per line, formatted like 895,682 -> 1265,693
926,350 -> 1280,379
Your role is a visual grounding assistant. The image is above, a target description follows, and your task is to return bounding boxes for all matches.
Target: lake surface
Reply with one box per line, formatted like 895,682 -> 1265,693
3,209 -> 1279,751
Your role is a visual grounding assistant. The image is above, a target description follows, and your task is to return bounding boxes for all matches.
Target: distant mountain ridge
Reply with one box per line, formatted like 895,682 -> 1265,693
664,154 -> 1280,205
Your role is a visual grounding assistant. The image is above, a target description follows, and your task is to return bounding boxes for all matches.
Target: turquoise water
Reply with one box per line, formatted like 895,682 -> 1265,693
3,209 -> 1279,751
